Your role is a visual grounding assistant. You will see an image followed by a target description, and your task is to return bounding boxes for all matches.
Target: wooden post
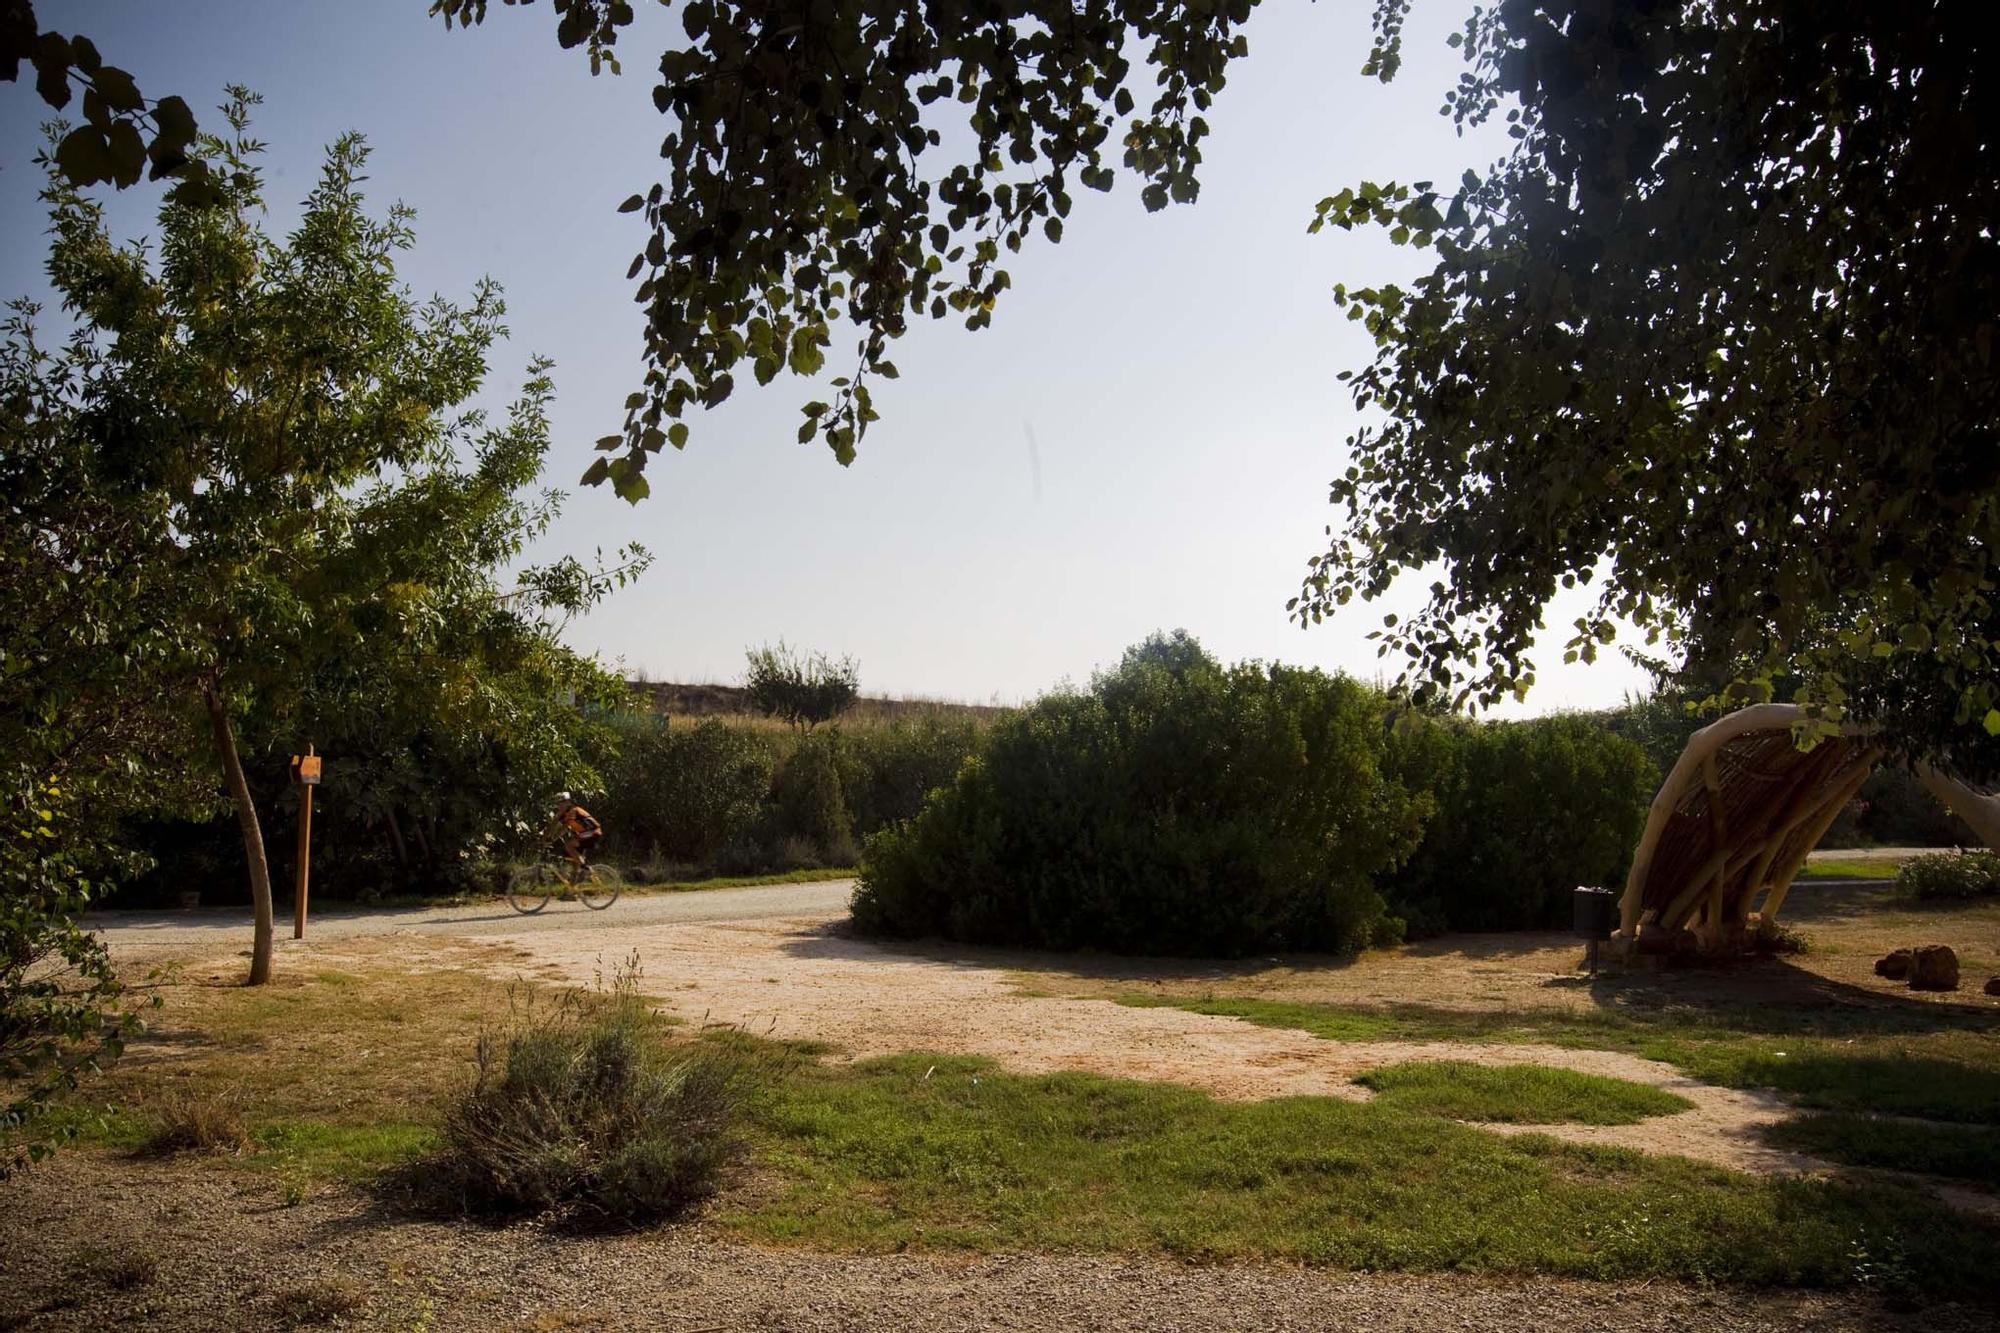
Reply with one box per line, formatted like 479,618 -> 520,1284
291,745 -> 321,940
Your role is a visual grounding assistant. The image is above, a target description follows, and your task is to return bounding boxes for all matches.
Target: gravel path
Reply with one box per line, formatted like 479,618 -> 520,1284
3,1155 -> 1986,1333
84,878 -> 855,946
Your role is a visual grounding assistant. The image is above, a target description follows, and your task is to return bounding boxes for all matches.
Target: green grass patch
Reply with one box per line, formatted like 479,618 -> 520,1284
628,867 -> 858,894
728,1052 -> 2000,1295
1766,1114 -> 2000,1189
252,1119 -> 437,1183
1798,859 -> 1905,881
1353,1061 -> 1692,1124
1118,996 -> 2000,1125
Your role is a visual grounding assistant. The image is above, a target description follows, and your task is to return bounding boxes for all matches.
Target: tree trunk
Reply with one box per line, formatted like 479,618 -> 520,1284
1916,765 -> 2000,850
205,684 -> 275,986
385,807 -> 410,868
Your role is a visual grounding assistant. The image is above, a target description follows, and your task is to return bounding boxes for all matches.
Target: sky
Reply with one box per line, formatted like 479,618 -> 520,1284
2,0 -> 1651,712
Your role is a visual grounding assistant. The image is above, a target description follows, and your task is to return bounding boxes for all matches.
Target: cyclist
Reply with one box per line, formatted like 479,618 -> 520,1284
550,792 -> 604,876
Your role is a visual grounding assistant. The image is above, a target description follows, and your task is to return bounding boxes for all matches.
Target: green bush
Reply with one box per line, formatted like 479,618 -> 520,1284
839,717 -> 983,839
592,718 -> 777,864
853,634 -> 1424,956
1384,714 -> 1656,935
436,974 -> 748,1223
1895,850 -> 2000,901
767,730 -> 857,864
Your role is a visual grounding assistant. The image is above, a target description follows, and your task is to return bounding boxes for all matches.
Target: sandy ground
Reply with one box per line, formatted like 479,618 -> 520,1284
468,915 -> 1816,1176
5,1154 -> 1991,1333
93,875 -> 2000,1190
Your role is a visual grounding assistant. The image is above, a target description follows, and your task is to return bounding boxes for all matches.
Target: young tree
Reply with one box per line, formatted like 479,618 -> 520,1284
745,642 -> 860,732
17,91 -> 641,982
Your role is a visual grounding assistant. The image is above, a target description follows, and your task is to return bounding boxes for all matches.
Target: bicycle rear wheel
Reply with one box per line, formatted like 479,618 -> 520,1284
507,862 -> 560,914
575,864 -> 622,911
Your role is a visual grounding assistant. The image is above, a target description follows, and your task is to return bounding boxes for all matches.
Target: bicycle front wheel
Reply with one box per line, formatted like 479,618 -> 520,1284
507,862 -> 560,914
575,864 -> 622,911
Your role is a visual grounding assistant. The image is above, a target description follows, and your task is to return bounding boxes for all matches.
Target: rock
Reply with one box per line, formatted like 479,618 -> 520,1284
1984,976 -> 2000,997
1908,944 -> 1959,992
1875,949 -> 1913,980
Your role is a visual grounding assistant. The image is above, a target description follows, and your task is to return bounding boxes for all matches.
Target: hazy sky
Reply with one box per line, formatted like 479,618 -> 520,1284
3,0 -> 1650,711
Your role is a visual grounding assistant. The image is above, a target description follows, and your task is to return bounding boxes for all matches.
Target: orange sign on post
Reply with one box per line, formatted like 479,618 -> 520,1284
289,746 -> 320,938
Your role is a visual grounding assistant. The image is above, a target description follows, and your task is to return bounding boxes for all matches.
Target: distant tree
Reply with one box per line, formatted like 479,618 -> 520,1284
12,92 -> 642,982
745,642 -> 860,732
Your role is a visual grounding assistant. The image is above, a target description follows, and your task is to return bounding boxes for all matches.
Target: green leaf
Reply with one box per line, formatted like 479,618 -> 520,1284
91,65 -> 143,112
53,127 -> 115,187
1984,709 -> 2000,737
618,194 -> 645,213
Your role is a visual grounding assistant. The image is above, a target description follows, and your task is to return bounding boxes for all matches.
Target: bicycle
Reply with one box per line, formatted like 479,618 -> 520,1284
507,842 -> 623,914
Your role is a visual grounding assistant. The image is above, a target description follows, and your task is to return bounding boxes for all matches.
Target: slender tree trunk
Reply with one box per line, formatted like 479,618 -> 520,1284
410,816 -> 433,866
385,807 -> 410,870
205,684 -> 275,986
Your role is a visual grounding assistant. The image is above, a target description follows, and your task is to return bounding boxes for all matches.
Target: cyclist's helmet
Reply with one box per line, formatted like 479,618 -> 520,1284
555,791 -> 574,805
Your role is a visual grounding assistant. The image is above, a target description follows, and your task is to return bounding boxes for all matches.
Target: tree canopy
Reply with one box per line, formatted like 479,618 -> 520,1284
1293,0 -> 1999,779
437,0 -> 1995,770
15,2 -> 1992,766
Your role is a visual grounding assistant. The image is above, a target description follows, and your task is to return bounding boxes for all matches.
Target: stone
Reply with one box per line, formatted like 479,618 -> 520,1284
1875,949 -> 1913,980
1984,976 -> 2000,997
1908,944 -> 1959,992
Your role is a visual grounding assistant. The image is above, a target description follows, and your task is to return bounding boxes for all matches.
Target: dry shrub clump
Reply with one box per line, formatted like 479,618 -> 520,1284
436,962 -> 751,1224
265,1275 -> 369,1327
141,1087 -> 251,1156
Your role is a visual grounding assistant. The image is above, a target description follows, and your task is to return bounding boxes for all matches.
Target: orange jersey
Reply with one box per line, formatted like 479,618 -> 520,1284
557,805 -> 601,837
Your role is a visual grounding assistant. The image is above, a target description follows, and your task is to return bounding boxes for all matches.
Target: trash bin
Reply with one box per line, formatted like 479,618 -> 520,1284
1573,886 -> 1616,940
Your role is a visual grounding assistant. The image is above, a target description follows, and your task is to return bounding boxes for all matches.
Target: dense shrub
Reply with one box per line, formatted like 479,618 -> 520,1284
1384,714 -> 1656,935
592,717 -> 777,864
839,717 -> 982,838
436,975 -> 747,1223
853,635 -> 1424,956
1896,850 -> 2000,901
767,731 -> 857,864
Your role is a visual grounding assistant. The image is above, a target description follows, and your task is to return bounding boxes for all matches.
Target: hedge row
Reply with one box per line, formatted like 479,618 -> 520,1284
851,635 -> 1659,957
585,715 -> 982,875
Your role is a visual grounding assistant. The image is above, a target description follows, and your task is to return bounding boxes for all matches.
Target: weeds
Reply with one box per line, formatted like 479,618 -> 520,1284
140,1087 -> 250,1156
434,962 -> 755,1224
265,1275 -> 369,1327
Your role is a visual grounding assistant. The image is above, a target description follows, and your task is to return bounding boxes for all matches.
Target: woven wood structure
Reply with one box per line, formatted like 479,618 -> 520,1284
1616,704 -> 1881,954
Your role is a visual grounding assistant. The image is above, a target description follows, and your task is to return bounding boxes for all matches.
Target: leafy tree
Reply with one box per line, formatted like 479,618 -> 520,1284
744,642 -> 859,732
1,0 -> 208,195
0,301 -> 191,1167
443,1 -> 1996,774
1290,1 -> 2000,774
15,92 -> 639,982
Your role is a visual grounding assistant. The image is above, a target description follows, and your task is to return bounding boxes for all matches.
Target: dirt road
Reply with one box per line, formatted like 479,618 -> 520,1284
85,877 -> 855,946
